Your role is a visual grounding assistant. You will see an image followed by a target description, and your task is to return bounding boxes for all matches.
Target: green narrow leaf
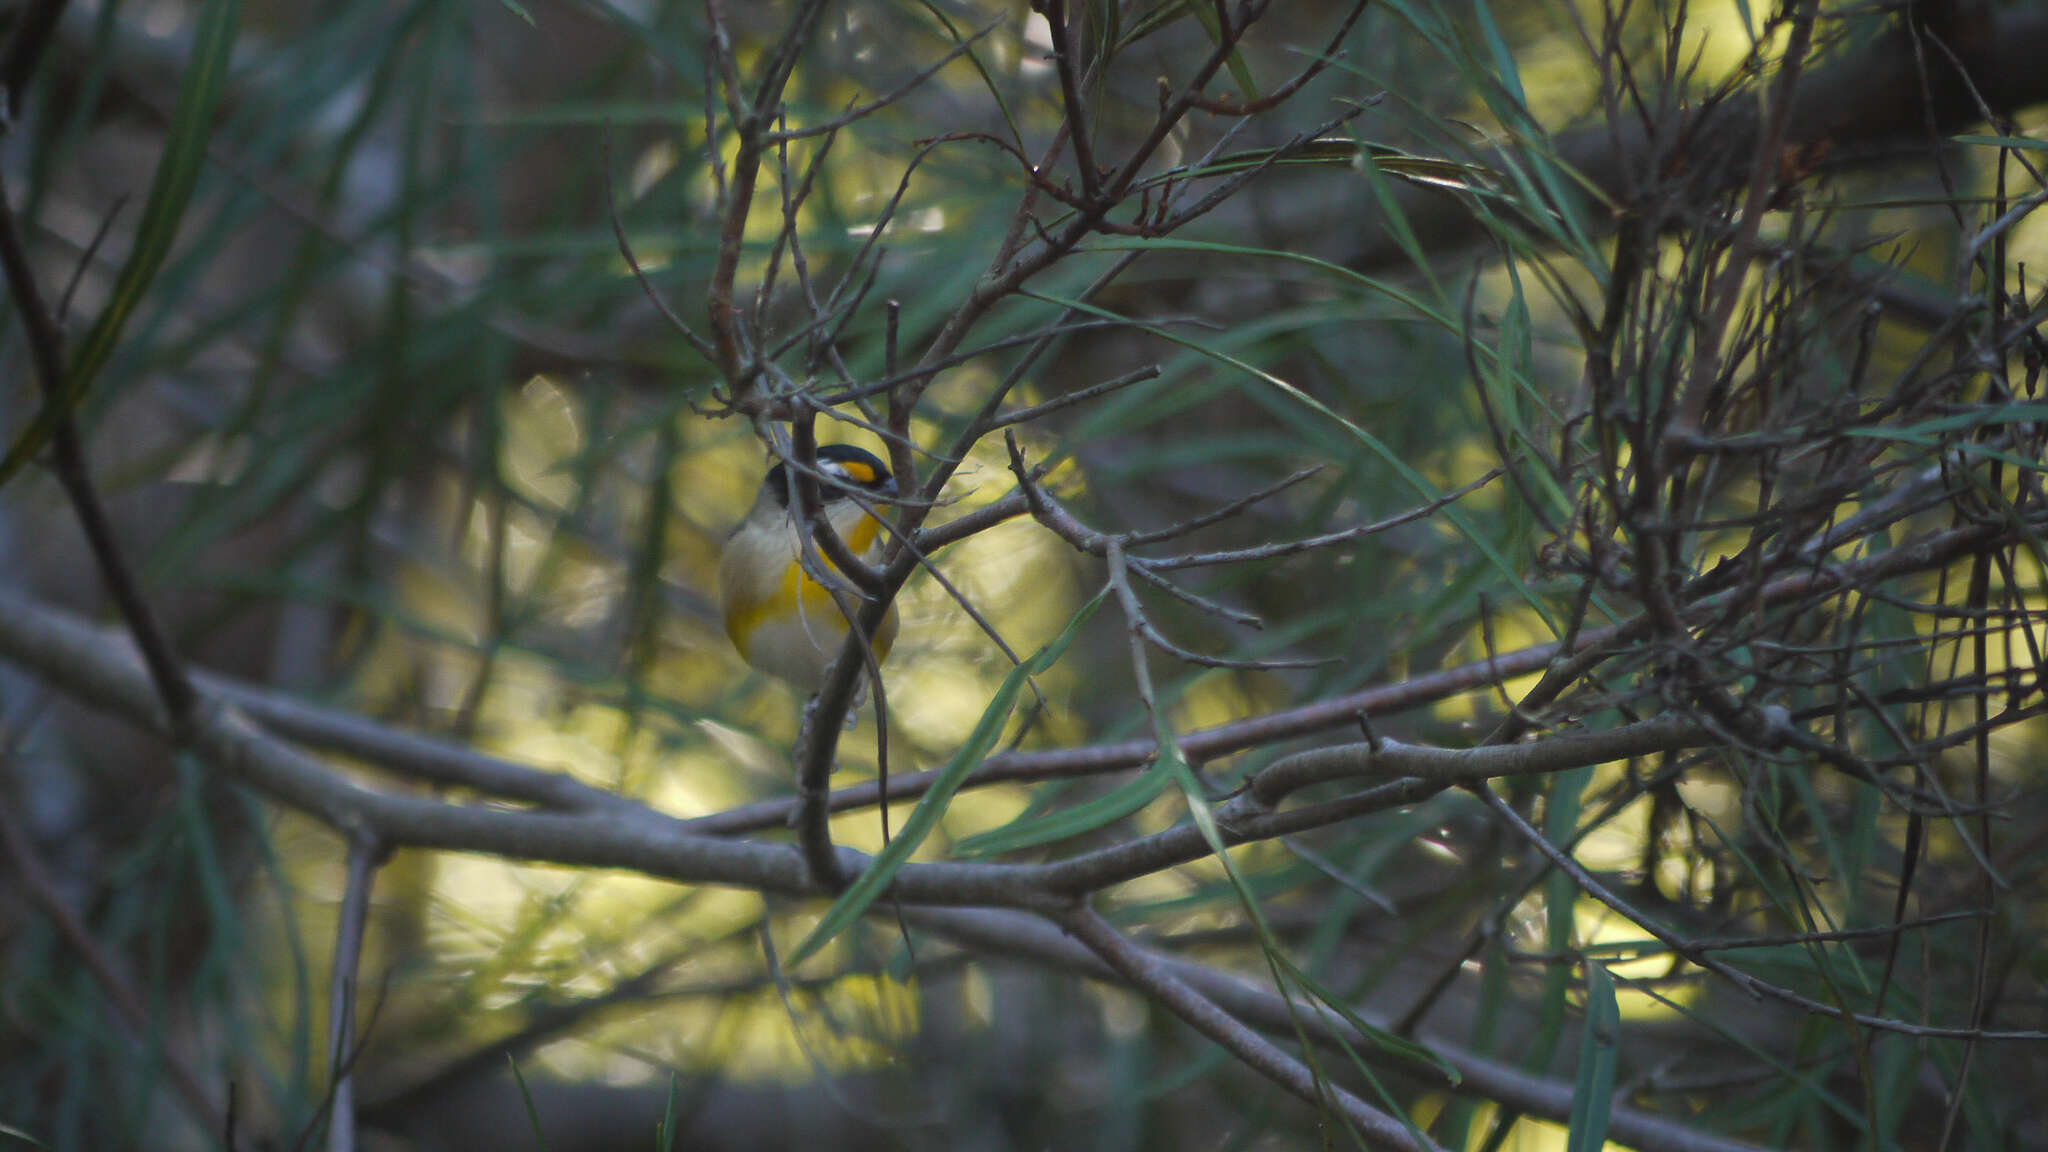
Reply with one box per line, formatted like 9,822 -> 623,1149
1616,968 -> 1868,1128
1566,962 -> 1619,1152
0,0 -> 243,487
1123,138 -> 1500,190
508,1054 -> 546,1142
1868,1030 -> 1916,1148
915,0 -> 1025,153
1470,0 -> 1524,106
1275,955 -> 1461,1083
1490,252 -> 1574,522
1731,0 -> 1755,38
1114,1 -> 1186,53
1354,144 -> 1447,297
788,588 -> 1108,966
1187,1 -> 1259,102
954,762 -> 1169,856
1952,133 -> 2048,151
1154,739 -> 1436,1147
1854,402 -> 2048,436
655,1070 -> 679,1150
1023,286 -> 1560,633
1527,766 -> 1590,1071
1847,430 -> 2048,473
172,756 -> 241,946
1090,237 -> 1453,331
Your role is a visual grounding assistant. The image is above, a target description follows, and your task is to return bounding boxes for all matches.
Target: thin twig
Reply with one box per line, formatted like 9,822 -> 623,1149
324,832 -> 384,1152
1059,903 -> 1444,1151
0,125 -> 196,743
1476,784 -> 2044,1040
0,798 -> 225,1136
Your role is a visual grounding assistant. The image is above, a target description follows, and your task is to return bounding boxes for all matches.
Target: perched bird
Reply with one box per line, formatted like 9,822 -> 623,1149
719,443 -> 900,694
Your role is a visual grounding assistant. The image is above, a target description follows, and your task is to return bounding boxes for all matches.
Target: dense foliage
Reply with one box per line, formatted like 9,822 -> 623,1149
2,1 -> 2046,1149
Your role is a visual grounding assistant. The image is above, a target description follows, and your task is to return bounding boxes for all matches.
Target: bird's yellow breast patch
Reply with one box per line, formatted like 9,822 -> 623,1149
722,512 -> 890,660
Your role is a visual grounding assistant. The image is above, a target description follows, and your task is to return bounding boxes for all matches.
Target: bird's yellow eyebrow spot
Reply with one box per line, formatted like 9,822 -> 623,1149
835,459 -> 878,485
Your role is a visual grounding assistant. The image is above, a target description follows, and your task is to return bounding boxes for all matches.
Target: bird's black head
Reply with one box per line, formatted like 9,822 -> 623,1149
764,444 -> 895,509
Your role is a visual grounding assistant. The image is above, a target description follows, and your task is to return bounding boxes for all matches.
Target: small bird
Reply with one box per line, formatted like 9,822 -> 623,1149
719,443 -> 900,695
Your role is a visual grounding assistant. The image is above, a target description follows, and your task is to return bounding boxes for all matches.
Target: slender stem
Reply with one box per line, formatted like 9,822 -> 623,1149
1060,904 -> 1445,1151
325,833 -> 384,1152
0,61 -> 196,743
0,800 -> 225,1137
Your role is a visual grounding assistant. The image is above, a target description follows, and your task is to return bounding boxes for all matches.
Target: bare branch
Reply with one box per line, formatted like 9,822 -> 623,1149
1059,904 -> 1445,1151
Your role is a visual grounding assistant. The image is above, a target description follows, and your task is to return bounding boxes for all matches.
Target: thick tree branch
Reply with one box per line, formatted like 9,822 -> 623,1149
912,907 -> 1768,1152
